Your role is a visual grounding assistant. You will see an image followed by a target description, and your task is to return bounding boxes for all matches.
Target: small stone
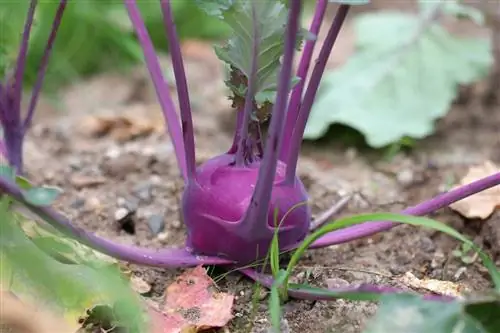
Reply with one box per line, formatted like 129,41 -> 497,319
87,197 -> 101,209
70,198 -> 86,209
171,219 -> 182,229
397,169 -> 414,187
148,214 -> 165,235
105,146 -> 121,159
68,157 -> 83,171
114,207 -> 135,234
325,277 -> 349,289
114,208 -> 130,221
157,231 -> 169,242
133,181 -> 153,203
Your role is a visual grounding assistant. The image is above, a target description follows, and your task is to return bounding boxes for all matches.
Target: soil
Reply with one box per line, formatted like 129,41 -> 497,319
18,4 -> 500,333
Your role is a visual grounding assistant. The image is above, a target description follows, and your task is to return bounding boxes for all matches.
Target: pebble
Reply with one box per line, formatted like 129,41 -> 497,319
171,219 -> 182,229
70,198 -> 86,209
148,214 -> 165,235
396,169 -> 414,187
133,181 -> 154,203
157,231 -> 169,242
114,207 -> 135,234
114,207 -> 130,221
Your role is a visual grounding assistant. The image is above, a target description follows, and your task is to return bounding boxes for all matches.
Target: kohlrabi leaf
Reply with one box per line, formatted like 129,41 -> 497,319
363,293 -> 500,333
304,12 -> 492,147
22,186 -> 62,206
193,0 -> 235,18
418,0 -> 485,26
209,0 -> 303,107
329,0 -> 370,5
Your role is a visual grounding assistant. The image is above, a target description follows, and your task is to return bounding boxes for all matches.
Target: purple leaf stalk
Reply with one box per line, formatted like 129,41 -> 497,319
0,0 -> 67,173
1,0 -> 499,303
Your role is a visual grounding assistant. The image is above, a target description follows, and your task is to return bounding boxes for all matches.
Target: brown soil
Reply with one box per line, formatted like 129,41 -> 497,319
19,6 -> 500,333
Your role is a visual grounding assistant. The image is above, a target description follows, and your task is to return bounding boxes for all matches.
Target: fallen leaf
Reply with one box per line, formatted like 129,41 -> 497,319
449,160 -> 500,219
69,174 -> 107,189
151,266 -> 234,333
398,272 -> 469,297
78,104 -> 165,142
131,275 -> 152,295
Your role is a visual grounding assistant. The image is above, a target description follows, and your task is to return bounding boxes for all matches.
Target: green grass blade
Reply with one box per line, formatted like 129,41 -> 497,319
285,212 -> 500,295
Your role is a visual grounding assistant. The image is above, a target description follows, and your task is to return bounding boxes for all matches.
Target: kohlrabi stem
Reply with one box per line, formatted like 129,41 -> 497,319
125,0 -> 188,181
2,129 -> 23,173
280,0 -> 327,162
235,4 -> 260,167
311,172 -> 500,249
22,0 -> 67,134
241,0 -> 302,236
228,109 -> 244,154
239,268 -> 454,302
12,0 -> 37,116
159,0 -> 196,180
0,176 -> 234,267
285,5 -> 350,183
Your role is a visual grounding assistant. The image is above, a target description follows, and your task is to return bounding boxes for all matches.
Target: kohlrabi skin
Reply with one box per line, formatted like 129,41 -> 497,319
182,153 -> 310,264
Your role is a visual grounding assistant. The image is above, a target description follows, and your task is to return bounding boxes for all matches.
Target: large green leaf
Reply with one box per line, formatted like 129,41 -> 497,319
363,293 -> 500,333
304,12 -> 492,147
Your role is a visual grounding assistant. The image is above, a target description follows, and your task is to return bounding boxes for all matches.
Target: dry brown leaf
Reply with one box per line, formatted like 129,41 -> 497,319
449,160 -> 500,219
149,266 -> 234,333
130,275 -> 152,295
398,272 -> 469,297
78,104 -> 165,142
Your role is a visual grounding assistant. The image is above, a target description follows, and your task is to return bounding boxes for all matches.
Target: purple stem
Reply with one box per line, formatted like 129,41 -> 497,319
241,0 -> 302,236
0,139 -> 6,161
228,109 -> 244,154
239,268 -> 454,302
311,172 -> 500,248
159,0 -> 196,180
285,5 -> 350,183
0,176 -> 234,267
11,0 -> 37,120
280,0 -> 327,162
22,0 -> 67,134
2,129 -> 23,173
125,0 -> 188,182
235,4 -> 260,167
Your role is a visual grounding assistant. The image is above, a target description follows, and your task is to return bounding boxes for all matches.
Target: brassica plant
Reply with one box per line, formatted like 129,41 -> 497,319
1,0 -> 499,317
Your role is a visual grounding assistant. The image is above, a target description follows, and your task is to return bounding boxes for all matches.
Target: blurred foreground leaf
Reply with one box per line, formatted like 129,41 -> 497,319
0,196 -> 148,332
363,293 -> 500,333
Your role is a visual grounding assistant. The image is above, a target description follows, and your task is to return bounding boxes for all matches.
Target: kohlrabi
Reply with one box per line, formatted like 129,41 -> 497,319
1,0 -> 500,302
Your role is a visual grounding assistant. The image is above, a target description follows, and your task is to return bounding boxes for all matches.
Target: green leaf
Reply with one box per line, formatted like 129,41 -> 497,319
210,0 -> 303,106
0,197 -> 147,332
283,212 -> 500,297
22,186 -> 62,206
363,293 -> 500,333
329,0 -> 370,5
0,164 -> 16,180
304,12 -> 493,147
418,0 -> 485,26
193,0 -> 235,18
15,175 -> 33,190
269,269 -> 288,332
